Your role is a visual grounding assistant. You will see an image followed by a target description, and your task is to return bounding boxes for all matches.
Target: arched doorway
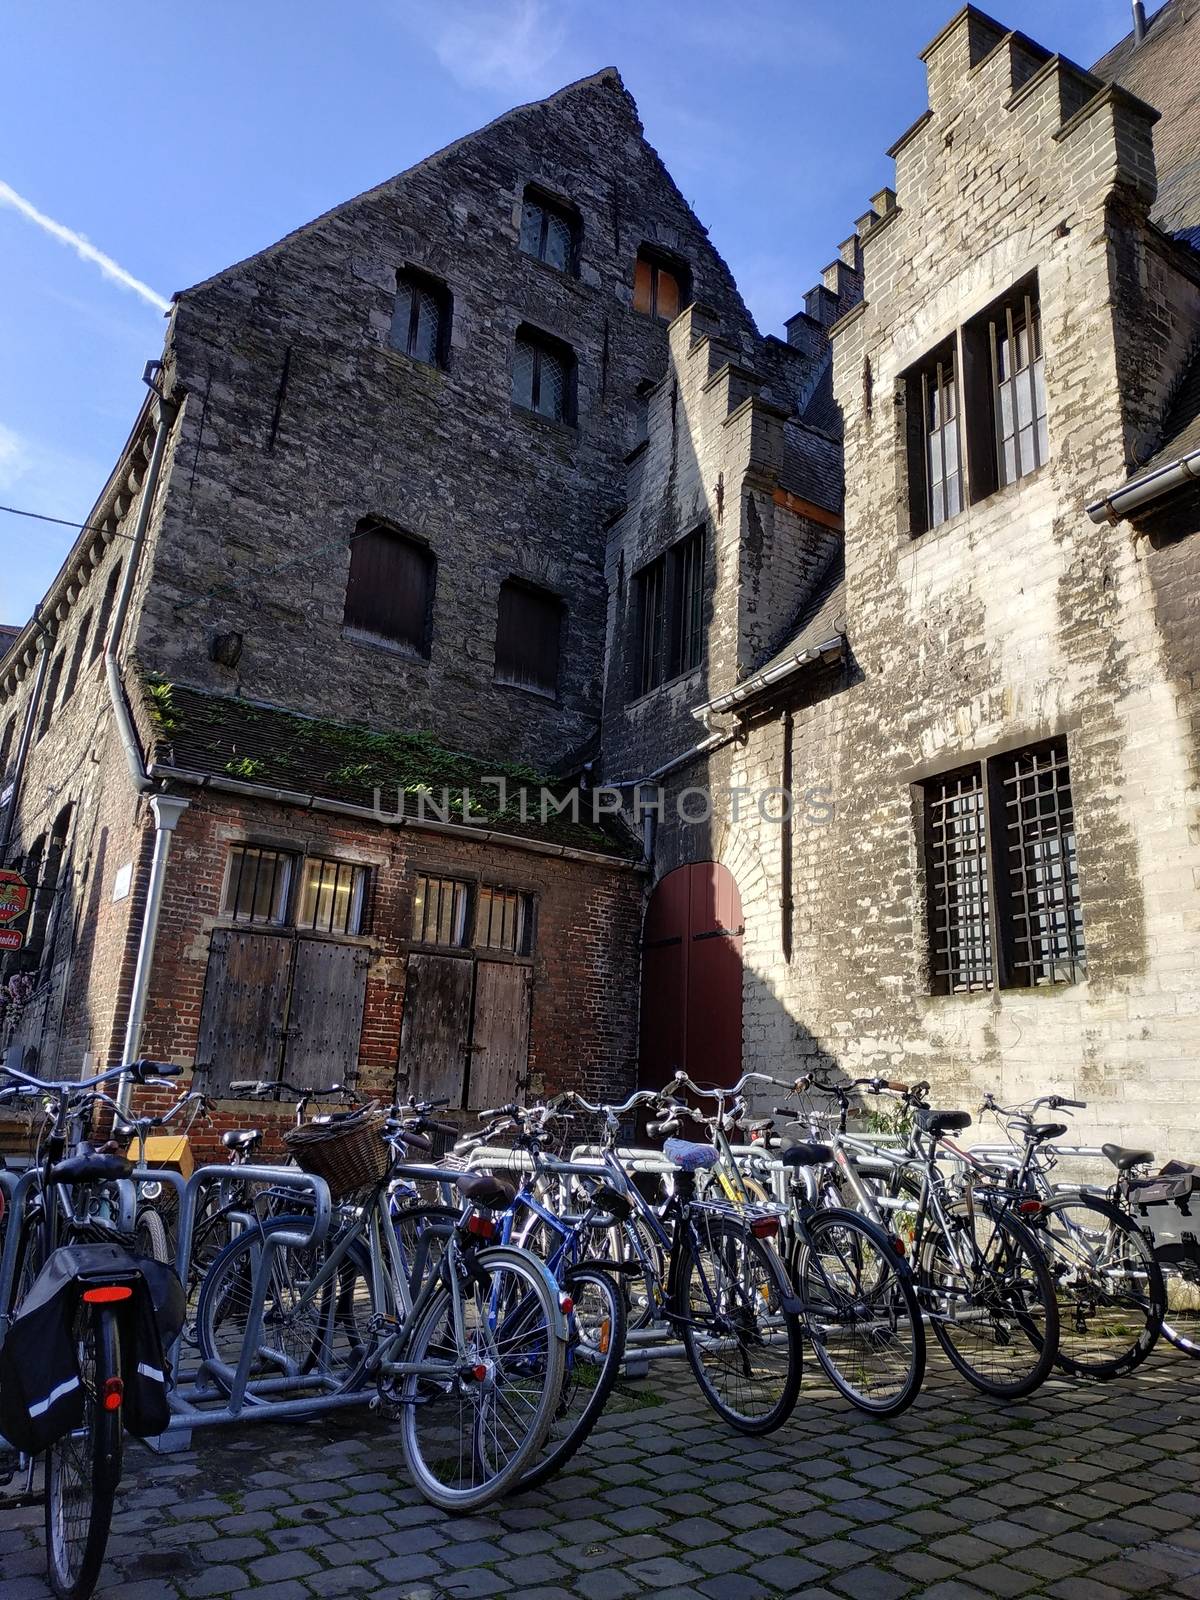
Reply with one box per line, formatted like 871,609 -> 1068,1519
638,861 -> 743,1094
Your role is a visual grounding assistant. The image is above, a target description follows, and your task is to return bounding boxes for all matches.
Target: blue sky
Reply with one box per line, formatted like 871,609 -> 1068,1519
0,0 -> 1134,626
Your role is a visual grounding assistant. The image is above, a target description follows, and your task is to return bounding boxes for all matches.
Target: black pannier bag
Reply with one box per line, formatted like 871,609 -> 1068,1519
0,1243 -> 184,1453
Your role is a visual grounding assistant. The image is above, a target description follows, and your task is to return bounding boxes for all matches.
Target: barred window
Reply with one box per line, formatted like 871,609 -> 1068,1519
296,857 -> 368,935
512,326 -> 575,424
412,874 -> 470,947
519,188 -> 578,274
391,268 -> 450,367
222,846 -> 293,925
923,736 -> 1085,994
474,886 -> 533,955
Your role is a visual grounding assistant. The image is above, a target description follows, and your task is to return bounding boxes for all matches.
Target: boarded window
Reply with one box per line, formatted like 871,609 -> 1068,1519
343,520 -> 434,656
391,268 -> 449,366
222,845 -> 293,925
474,886 -> 533,954
633,249 -> 688,322
296,857 -> 368,935
62,610 -> 92,704
512,326 -> 575,424
36,652 -> 65,741
519,188 -> 578,273
495,579 -> 562,695
91,564 -> 122,662
923,736 -> 1084,994
412,874 -> 471,947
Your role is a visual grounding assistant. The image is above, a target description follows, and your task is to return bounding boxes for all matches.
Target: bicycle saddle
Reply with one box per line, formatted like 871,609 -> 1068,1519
48,1150 -> 134,1184
455,1171 -> 516,1210
221,1128 -> 263,1152
780,1141 -> 833,1168
662,1138 -> 719,1171
916,1108 -> 972,1136
1029,1122 -> 1067,1143
1102,1142 -> 1153,1171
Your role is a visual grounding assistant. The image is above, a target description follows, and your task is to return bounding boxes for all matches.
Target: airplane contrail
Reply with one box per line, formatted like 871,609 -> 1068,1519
0,180 -> 171,314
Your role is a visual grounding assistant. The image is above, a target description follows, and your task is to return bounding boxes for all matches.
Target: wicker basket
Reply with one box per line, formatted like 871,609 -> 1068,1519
283,1109 -> 390,1201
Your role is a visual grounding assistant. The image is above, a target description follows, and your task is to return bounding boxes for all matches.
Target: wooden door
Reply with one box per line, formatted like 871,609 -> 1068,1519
286,939 -> 371,1089
195,929 -> 291,1094
397,952 -> 473,1104
468,961 -> 532,1110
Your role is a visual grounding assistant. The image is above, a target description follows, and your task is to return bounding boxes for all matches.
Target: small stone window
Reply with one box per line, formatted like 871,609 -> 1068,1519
634,553 -> 666,697
631,526 -> 707,698
36,651 -> 65,741
391,267 -> 451,367
923,736 -> 1085,995
343,519 -> 435,658
512,326 -> 576,425
904,340 -> 961,535
62,609 -> 92,704
494,579 -> 563,697
221,845 -> 294,926
671,527 -> 705,678
474,885 -> 534,955
519,187 -> 579,274
412,874 -> 471,947
633,247 -> 689,323
296,856 -> 368,935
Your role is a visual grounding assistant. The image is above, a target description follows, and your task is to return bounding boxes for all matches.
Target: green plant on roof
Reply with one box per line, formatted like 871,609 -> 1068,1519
225,755 -> 265,779
145,677 -> 177,734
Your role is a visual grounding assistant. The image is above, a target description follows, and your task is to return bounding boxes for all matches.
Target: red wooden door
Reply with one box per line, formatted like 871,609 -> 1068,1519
638,862 -> 743,1094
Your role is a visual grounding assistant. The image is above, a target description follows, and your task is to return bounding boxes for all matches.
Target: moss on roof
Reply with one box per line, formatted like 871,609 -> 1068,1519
138,673 -> 637,859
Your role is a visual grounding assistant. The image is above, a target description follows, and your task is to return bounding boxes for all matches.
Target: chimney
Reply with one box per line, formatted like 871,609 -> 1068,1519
1132,1 -> 1147,44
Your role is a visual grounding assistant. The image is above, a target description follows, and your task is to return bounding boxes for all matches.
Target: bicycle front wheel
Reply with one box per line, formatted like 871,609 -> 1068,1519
795,1209 -> 926,1416
1037,1194 -> 1164,1379
680,1216 -> 802,1434
921,1198 -> 1059,1399
398,1244 -> 566,1511
45,1304 -> 122,1600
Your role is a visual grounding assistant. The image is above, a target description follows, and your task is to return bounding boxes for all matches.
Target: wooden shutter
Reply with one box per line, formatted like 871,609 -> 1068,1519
495,581 -> 561,694
633,257 -> 653,315
397,952 -> 473,1105
468,961 -> 532,1110
285,939 -> 370,1089
344,527 -> 432,654
195,929 -> 291,1094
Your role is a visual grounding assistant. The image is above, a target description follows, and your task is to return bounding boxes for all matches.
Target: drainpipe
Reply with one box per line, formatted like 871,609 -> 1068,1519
0,611 -> 53,861
116,792 -> 189,1113
780,708 -> 794,964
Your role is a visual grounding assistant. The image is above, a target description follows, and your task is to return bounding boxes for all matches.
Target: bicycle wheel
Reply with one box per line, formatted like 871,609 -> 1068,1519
606,1210 -> 667,1330
195,1217 -> 376,1399
1036,1194 -> 1164,1379
794,1209 -> 926,1416
921,1197 -> 1059,1398
680,1215 -> 802,1434
398,1244 -> 565,1511
519,1263 -> 626,1491
392,1204 -> 459,1296
45,1304 -> 122,1600
133,1204 -> 171,1265
1158,1242 -> 1200,1357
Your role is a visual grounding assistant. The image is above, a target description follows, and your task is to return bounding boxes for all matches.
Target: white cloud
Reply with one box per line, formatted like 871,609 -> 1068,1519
0,423 -> 30,494
0,180 -> 170,314
399,0 -> 574,96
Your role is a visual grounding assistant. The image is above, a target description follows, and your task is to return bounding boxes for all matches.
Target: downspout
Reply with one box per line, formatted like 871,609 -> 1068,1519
116,793 -> 189,1111
0,611 -> 53,861
780,708 -> 794,964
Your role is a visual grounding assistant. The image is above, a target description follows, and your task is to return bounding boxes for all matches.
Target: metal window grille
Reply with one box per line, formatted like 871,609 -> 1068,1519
296,857 -> 367,935
991,290 -> 1047,486
222,846 -> 293,925
412,874 -> 470,947
474,886 -> 533,954
923,354 -> 962,528
636,555 -> 666,696
1000,740 -> 1085,986
520,197 -> 574,272
925,767 -> 993,993
391,274 -> 443,365
673,528 -> 705,675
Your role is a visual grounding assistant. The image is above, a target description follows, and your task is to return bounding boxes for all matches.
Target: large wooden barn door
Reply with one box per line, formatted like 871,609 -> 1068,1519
397,952 -> 474,1104
469,962 -> 532,1110
638,862 -> 743,1094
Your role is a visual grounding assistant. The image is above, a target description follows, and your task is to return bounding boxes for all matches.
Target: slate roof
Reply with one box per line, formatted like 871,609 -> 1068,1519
1133,341 -> 1200,478
758,546 -> 847,680
1094,0 -> 1200,243
781,422 -> 843,515
135,674 -> 638,859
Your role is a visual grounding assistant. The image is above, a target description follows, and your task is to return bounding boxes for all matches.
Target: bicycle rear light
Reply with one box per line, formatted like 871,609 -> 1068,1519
891,1235 -> 906,1257
101,1377 -> 124,1412
560,1295 -> 574,1315
1018,1200 -> 1044,1217
465,1213 -> 496,1239
749,1215 -> 779,1240
82,1285 -> 134,1304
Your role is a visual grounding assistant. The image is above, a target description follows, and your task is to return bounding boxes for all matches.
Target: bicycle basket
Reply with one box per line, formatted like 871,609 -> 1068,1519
283,1109 -> 390,1200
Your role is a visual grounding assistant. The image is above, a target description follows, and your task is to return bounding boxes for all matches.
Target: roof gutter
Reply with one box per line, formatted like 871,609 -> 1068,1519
697,634 -> 845,717
1086,447 -> 1200,524
146,763 -> 645,872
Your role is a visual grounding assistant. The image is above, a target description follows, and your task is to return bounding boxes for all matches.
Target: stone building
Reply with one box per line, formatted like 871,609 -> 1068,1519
3,3 -> 1200,1159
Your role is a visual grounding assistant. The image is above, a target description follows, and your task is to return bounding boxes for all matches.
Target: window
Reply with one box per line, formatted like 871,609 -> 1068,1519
36,652 -> 65,741
296,856 -> 368,935
91,564 -> 122,662
923,737 -> 1085,994
343,520 -> 435,657
976,280 -> 1047,490
495,579 -> 562,696
412,874 -> 470,947
519,188 -> 578,273
390,268 -> 450,367
906,342 -> 961,534
222,845 -> 293,925
474,886 -> 533,955
512,326 -> 575,424
62,610 -> 92,704
633,248 -> 688,323
632,527 -> 707,697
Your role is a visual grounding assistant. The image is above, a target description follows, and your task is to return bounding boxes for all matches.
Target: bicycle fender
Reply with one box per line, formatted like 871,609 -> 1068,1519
474,1245 -> 569,1343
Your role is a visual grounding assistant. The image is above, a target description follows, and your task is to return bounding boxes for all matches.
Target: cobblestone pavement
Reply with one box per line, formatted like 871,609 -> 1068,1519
2,1345 -> 1199,1600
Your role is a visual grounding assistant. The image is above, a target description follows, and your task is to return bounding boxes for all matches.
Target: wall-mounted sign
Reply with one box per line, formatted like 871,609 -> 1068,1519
0,928 -> 23,952
112,862 -> 133,902
0,869 -> 31,928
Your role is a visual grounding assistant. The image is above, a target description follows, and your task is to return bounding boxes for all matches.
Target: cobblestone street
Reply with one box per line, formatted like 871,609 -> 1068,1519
3,1346 -> 1198,1600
